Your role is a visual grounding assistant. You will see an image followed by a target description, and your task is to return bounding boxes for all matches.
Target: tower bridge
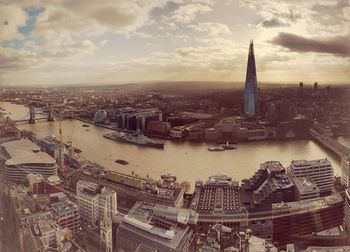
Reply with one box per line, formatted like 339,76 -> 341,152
13,105 -> 67,124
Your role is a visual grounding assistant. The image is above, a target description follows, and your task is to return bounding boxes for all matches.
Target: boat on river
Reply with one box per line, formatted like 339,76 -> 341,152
103,130 -> 164,149
220,142 -> 237,150
115,159 -> 129,165
208,146 -> 225,151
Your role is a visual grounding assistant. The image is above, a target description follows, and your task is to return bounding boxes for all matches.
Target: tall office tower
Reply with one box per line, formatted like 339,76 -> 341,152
314,82 -> 318,94
244,40 -> 259,119
298,82 -> 303,98
289,159 -> 334,196
76,180 -> 100,227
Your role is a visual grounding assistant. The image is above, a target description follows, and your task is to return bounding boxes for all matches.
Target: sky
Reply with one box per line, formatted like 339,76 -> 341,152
0,0 -> 349,86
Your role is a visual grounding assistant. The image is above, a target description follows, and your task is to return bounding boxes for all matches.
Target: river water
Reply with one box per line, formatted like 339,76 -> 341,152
0,101 -> 345,187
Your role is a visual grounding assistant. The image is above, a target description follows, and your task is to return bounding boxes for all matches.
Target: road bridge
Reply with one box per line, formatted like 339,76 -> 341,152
310,129 -> 350,159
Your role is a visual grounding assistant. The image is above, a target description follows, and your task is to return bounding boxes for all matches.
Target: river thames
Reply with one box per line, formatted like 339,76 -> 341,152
0,101 -> 346,187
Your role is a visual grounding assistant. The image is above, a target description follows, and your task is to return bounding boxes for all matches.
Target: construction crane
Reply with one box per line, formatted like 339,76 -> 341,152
67,123 -> 76,148
59,121 -> 63,143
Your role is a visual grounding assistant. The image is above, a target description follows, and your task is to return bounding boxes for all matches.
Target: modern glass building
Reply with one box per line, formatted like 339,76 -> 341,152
244,40 -> 259,119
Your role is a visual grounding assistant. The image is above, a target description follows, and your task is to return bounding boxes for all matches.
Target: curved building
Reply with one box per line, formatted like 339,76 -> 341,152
272,194 -> 344,245
94,110 -> 108,123
0,139 -> 57,182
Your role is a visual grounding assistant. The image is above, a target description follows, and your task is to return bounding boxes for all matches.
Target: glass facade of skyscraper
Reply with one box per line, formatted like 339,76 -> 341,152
244,40 -> 259,119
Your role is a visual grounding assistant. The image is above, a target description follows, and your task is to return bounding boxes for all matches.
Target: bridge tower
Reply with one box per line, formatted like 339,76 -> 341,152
48,104 -> 55,121
29,106 -> 36,124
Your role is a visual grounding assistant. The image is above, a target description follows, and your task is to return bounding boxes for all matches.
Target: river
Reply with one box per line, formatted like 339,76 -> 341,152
0,101 -> 344,187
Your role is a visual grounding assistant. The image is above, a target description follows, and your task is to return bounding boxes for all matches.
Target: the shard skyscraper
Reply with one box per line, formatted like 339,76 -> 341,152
244,40 -> 259,119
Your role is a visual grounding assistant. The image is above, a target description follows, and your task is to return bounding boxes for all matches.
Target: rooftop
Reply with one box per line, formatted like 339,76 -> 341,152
119,216 -> 192,250
305,246 -> 350,252
272,194 -> 343,214
1,139 -> 40,157
260,161 -> 285,174
153,203 -> 198,225
51,199 -> 79,214
1,139 -> 56,166
76,180 -> 100,195
192,175 -> 241,215
291,158 -> 331,167
292,176 -> 319,194
271,173 -> 293,190
6,152 -> 56,166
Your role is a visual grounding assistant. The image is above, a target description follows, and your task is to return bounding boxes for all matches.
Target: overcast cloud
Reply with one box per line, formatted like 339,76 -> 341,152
0,0 -> 349,86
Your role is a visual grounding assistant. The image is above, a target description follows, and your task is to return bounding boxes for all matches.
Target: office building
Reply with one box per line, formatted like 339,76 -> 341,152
189,175 -> 248,232
76,180 -> 118,227
290,176 -> 320,200
113,108 -> 162,131
27,219 -> 74,252
73,170 -> 185,210
242,161 -> 295,211
76,180 -> 100,227
117,202 -> 194,252
146,120 -> 171,136
272,194 -> 344,245
289,159 -> 333,196
27,173 -> 64,195
51,193 -> 81,233
298,82 -> 304,98
0,139 -> 57,182
36,136 -> 65,167
243,40 -> 259,119
267,100 -> 295,125
214,118 -> 241,142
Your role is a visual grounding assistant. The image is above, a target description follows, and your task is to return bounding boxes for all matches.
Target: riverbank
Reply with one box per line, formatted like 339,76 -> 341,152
0,101 -> 342,185
72,117 -> 117,131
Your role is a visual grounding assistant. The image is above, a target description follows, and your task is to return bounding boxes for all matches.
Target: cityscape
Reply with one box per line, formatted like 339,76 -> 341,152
1,1 -> 350,252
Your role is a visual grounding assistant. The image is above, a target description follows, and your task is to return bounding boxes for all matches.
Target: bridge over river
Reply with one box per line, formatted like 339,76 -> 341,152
310,129 -> 350,160
12,106 -> 66,124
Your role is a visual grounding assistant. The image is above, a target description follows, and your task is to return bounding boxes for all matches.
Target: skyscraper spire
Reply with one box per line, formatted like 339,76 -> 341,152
244,40 -> 259,119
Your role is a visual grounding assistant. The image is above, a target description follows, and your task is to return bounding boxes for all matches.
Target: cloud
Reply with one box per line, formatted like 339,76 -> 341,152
41,40 -> 97,58
188,22 -> 232,36
311,0 -> 349,26
0,39 -> 96,72
171,3 -> 212,23
260,18 -> 288,28
0,47 -> 40,71
0,4 -> 28,42
100,39 -> 110,46
271,32 -> 350,57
